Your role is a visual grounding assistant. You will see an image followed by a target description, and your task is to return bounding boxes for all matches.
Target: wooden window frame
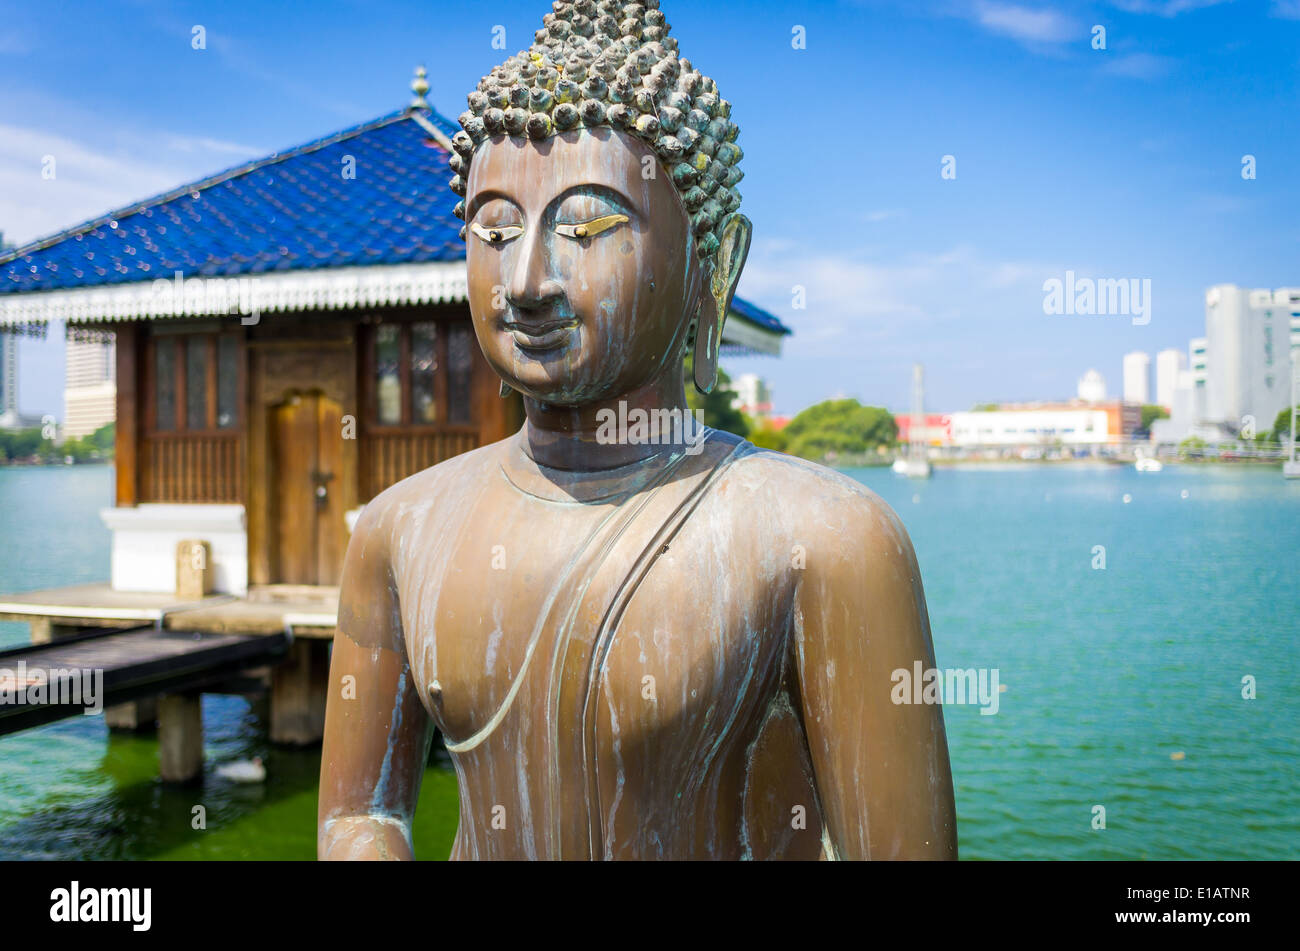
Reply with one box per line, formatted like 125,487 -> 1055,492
145,330 -> 245,437
363,318 -> 476,435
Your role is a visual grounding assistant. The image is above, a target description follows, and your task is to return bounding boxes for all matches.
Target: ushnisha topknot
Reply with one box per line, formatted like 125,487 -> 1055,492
449,0 -> 744,261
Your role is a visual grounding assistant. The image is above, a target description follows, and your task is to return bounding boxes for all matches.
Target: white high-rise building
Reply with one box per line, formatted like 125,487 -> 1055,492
730,373 -> 773,418
1189,336 -> 1208,422
1204,285 -> 1293,429
1077,369 -> 1106,403
1155,348 -> 1186,409
0,333 -> 18,428
1280,287 -> 1300,361
63,338 -> 116,439
1122,351 -> 1151,405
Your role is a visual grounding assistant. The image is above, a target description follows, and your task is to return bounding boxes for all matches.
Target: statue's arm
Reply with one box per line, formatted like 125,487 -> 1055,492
793,493 -> 958,860
318,501 -> 434,860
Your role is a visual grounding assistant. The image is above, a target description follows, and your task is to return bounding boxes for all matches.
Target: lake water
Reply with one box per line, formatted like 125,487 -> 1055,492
0,463 -> 1295,859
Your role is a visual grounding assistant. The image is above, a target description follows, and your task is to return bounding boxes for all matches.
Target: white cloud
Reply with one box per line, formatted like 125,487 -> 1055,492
1109,0 -> 1235,14
1271,0 -> 1300,18
1100,52 -> 1179,78
0,124 -> 264,247
973,1 -> 1079,43
737,242 -> 1057,356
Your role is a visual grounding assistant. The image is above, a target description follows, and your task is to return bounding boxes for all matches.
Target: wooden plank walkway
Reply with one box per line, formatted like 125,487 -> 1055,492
0,626 -> 291,735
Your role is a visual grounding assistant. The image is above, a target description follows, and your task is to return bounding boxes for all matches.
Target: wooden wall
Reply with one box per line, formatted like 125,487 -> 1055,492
105,304 -> 522,587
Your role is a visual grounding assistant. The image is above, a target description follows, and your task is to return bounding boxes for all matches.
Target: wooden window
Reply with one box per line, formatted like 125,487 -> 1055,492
216,336 -> 238,429
375,325 -> 402,426
147,331 -> 243,434
447,324 -> 473,425
410,322 -> 439,423
367,319 -> 475,429
185,337 -> 209,429
155,338 -> 177,431
141,329 -> 243,504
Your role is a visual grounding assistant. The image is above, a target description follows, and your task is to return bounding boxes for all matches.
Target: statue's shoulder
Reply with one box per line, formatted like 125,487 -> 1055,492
726,443 -> 889,508
723,444 -> 909,548
348,438 -> 513,549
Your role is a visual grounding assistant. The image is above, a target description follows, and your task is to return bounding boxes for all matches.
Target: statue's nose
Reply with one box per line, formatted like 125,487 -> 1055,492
507,226 -> 564,310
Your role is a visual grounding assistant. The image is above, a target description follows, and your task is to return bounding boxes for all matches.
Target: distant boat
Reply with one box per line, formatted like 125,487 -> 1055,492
895,363 -> 933,479
1135,457 -> 1163,473
893,458 -> 933,478
1285,461 -> 1300,480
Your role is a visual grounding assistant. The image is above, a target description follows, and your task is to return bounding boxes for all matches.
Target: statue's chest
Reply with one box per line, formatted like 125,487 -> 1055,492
397,495 -> 789,757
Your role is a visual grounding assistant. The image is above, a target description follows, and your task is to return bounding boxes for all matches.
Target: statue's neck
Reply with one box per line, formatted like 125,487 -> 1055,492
519,369 -> 696,473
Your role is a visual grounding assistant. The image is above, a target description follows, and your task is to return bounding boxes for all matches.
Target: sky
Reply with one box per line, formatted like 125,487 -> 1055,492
1,0 -> 1297,417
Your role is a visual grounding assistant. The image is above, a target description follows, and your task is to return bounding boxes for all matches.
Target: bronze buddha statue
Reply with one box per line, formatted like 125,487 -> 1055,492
319,0 -> 956,861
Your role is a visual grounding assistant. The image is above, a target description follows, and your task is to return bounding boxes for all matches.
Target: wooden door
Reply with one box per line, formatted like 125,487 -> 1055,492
272,392 -> 344,585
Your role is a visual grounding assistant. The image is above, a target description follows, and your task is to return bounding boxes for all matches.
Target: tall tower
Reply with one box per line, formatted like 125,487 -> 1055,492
1155,348 -> 1186,409
1204,285 -> 1292,428
0,333 -> 19,427
1122,351 -> 1151,405
63,337 -> 117,439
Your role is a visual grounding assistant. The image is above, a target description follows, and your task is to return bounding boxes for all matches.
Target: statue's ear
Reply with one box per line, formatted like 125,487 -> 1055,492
693,214 -> 753,396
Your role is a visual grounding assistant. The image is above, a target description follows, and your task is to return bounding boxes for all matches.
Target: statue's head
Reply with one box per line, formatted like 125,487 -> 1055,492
450,0 -> 751,407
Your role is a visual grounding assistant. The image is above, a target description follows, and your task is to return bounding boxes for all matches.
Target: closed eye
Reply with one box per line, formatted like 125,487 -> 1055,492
554,214 -> 629,240
470,222 -> 524,245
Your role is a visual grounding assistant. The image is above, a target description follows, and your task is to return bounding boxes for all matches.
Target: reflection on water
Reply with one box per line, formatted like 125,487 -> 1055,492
0,463 -> 1296,859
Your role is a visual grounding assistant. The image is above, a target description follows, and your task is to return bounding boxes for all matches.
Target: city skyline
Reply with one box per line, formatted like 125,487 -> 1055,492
2,0 -> 1298,417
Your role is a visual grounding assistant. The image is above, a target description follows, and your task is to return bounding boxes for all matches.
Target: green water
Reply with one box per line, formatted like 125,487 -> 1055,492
0,463 -> 1296,859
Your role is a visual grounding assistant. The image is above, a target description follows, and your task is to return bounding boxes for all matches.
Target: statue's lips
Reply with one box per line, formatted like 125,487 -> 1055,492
503,318 -> 579,351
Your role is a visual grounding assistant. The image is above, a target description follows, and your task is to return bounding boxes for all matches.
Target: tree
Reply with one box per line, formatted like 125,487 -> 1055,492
683,352 -> 749,438
782,399 -> 898,461
1141,404 -> 1170,431
746,419 -> 788,452
0,427 -> 45,462
89,422 -> 116,453
1271,405 -> 1299,444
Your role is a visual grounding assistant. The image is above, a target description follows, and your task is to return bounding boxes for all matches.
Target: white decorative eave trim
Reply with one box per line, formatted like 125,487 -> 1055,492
0,261 -> 470,326
1,258 -> 786,353
721,312 -> 785,356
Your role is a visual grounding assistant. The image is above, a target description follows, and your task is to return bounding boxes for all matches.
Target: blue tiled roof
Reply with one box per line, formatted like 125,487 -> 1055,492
0,107 -> 790,337
0,110 -> 464,294
730,293 -> 793,338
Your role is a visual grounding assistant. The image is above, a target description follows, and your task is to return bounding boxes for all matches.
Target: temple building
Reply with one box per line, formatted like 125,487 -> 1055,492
0,75 -> 791,601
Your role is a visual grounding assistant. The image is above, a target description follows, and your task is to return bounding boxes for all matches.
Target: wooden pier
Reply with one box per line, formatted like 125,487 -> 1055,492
0,625 -> 291,781
0,582 -> 339,782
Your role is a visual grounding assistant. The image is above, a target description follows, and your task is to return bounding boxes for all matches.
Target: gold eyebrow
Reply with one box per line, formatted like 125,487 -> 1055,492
557,214 -> 629,239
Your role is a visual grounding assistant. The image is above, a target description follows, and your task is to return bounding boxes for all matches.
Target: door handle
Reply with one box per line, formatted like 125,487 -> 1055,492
312,470 -> 334,510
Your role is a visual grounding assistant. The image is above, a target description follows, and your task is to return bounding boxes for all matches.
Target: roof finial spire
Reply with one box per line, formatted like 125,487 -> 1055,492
410,66 -> 430,110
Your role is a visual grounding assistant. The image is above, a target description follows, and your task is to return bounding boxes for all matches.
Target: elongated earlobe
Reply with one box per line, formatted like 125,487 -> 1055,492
692,214 -> 752,396
693,303 -> 720,395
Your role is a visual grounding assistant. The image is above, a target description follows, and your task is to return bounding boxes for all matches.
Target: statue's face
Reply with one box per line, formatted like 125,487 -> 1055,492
464,127 -> 701,405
